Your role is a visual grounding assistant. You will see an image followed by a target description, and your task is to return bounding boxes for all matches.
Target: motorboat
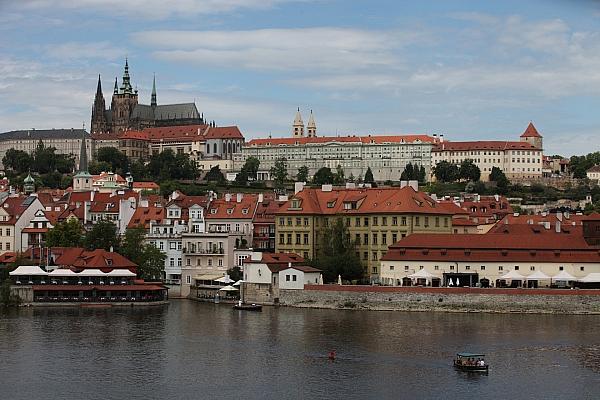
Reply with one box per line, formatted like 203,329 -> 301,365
453,352 -> 489,372
233,302 -> 262,311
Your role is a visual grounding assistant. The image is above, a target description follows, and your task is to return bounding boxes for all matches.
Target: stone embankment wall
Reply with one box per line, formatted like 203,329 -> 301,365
279,285 -> 600,314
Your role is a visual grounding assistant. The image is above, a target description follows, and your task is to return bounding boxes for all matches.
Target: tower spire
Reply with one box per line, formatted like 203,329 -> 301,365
307,109 -> 317,137
120,58 -> 133,94
113,77 -> 118,94
151,73 -> 157,107
78,130 -> 89,173
292,107 -> 304,138
95,74 -> 103,96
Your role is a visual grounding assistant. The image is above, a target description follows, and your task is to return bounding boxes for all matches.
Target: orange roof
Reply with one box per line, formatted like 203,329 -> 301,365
128,206 -> 165,228
204,126 -> 244,139
247,134 -> 434,147
133,182 -> 160,190
382,232 -> 600,263
91,131 -> 120,140
520,122 -> 542,138
55,248 -> 137,272
433,141 -> 538,152
276,186 -> 459,216
143,124 -> 208,142
0,195 -> 31,224
206,194 -> 260,220
119,130 -> 149,140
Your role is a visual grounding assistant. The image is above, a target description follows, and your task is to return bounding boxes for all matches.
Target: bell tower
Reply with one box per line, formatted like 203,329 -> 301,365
292,108 -> 304,138
110,58 -> 139,133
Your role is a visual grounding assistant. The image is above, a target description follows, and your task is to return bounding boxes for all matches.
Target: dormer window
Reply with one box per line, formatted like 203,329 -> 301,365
290,199 -> 301,209
327,200 -> 336,208
210,208 -> 217,214
242,209 -> 248,214
227,208 -> 234,214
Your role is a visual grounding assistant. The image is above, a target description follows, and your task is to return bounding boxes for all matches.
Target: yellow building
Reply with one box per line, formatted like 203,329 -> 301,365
275,185 -> 462,282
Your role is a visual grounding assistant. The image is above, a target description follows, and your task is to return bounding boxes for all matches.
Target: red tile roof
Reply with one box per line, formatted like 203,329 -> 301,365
204,126 -> 244,139
54,248 -> 137,272
133,182 -> 160,190
277,186 -> 459,216
587,165 -> 600,173
119,130 -> 149,140
128,206 -> 165,228
381,232 -> 600,263
520,122 -> 542,138
206,194 -> 259,220
433,141 -> 538,152
144,124 -> 209,142
247,134 -> 434,146
0,195 -> 31,225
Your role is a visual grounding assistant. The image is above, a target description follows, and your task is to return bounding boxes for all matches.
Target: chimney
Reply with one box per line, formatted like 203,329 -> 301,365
294,181 -> 305,194
439,134 -> 444,143
556,212 -> 563,222
321,184 -> 333,192
544,221 -> 550,230
236,193 -> 243,203
258,193 -> 264,203
408,180 -> 418,191
288,262 -> 292,268
346,182 -> 356,189
555,221 -> 561,233
84,201 -> 90,224
494,194 -> 499,202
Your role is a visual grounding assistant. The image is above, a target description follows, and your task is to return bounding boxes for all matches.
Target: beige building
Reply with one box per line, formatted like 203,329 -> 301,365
587,165 -> 600,184
431,123 -> 544,182
275,185 -> 462,282
380,218 -> 600,288
0,129 -> 92,171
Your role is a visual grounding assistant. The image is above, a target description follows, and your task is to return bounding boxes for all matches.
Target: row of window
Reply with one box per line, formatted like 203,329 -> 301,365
278,216 -> 449,228
388,265 -> 585,272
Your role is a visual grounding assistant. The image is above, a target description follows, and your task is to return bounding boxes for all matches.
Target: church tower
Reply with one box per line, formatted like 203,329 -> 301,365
90,75 -> 108,134
110,58 -> 139,133
292,108 -> 304,137
520,122 -> 543,150
73,131 -> 93,192
151,74 -> 157,108
307,110 -> 317,137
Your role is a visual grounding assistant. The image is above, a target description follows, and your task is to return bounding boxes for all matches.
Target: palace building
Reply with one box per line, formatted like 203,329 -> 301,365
240,109 -> 435,182
431,122 -> 544,182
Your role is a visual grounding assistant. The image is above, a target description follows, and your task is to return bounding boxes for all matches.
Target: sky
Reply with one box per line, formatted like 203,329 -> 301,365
1,0 -> 600,156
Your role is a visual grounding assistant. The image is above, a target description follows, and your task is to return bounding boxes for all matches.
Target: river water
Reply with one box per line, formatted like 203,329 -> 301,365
1,301 -> 599,400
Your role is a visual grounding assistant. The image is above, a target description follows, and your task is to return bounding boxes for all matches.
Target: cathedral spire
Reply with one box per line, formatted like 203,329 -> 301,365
113,77 -> 118,94
78,130 -> 89,173
151,74 -> 157,107
95,74 -> 103,97
120,58 -> 133,94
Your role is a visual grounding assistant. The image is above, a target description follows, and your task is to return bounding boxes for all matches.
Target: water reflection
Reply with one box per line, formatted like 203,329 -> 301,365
1,302 -> 600,399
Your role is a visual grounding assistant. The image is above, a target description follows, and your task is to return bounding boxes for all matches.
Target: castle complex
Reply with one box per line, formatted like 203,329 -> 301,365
91,59 -> 204,134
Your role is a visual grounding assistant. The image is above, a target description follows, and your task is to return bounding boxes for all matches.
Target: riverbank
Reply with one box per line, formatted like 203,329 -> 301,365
278,285 -> 600,314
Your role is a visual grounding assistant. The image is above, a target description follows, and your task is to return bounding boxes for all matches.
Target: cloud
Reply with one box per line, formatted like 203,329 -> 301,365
132,28 -> 418,72
45,41 -> 128,61
11,0 -> 306,19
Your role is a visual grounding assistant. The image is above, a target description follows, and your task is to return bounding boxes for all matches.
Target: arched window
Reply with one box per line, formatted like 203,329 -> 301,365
228,142 -> 232,154
213,143 -> 217,154
206,143 -> 210,154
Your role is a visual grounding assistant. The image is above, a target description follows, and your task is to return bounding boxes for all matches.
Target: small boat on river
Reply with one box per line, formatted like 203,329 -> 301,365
453,352 -> 489,372
233,302 -> 262,312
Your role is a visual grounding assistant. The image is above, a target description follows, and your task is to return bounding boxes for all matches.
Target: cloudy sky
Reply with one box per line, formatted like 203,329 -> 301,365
1,0 -> 599,155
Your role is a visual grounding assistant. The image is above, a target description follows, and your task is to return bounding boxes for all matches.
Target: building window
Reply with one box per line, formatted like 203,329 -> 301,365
382,234 -> 387,245
364,217 -> 369,227
450,265 -> 455,270
373,217 -> 378,226
415,217 -> 420,227
559,266 -> 564,271
303,234 -> 309,245
514,266 -> 519,271
363,234 -> 368,245
424,217 -> 429,227
279,218 -> 284,226
292,275 -> 297,282
530,266 -> 535,271
401,216 -> 407,226
390,265 -> 394,271
304,218 -> 309,226
296,218 -> 301,226
481,266 -> 485,270
372,233 -> 378,245
465,266 -> 470,270
392,233 -> 397,243
295,234 -> 301,245
434,265 -> 439,270
435,217 -> 439,228
169,258 -> 175,267
382,217 -> 387,226
363,252 -> 368,260
186,276 -> 191,284
372,252 -> 377,261
580,266 -> 585,271
355,218 -> 361,227
404,266 -> 409,271
287,218 -> 292,226
499,266 -> 503,271
286,275 -> 290,281
287,234 -> 292,245
303,252 -> 309,259
392,217 -> 398,226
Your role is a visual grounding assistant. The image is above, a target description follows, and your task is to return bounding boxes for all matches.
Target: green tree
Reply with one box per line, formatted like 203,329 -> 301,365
97,147 -> 129,174
45,219 -> 84,247
89,160 -> 113,175
459,159 -> 481,182
400,163 -> 415,181
55,154 -> 75,174
296,165 -> 309,182
364,167 -> 375,184
2,149 -> 33,174
313,167 -> 334,185
205,165 -> 225,183
32,140 -> 57,174
334,165 -> 345,184
84,221 -> 120,251
121,226 -> 165,280
434,161 -> 459,183
227,266 -> 243,282
489,167 -> 509,194
234,168 -> 249,185
270,158 -> 288,189
243,157 -> 260,180
310,218 -> 363,282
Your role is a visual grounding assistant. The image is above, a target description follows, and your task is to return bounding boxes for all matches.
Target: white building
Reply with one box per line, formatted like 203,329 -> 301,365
587,165 -> 600,184
431,123 -> 544,182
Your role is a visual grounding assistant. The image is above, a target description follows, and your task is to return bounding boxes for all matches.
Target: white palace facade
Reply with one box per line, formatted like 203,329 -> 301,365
239,109 -> 435,182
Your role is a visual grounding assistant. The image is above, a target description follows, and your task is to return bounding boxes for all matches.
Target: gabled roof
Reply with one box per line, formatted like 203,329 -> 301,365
520,122 -> 542,138
587,165 -> 600,173
206,194 -> 260,220
144,124 -> 208,142
0,129 -> 89,140
54,248 -> 137,272
204,126 -> 244,139
127,206 -> 165,228
276,186 -> 459,216
0,195 -> 35,224
130,103 -> 201,122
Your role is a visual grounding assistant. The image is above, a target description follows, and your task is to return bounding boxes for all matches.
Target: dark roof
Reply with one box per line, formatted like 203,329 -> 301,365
0,129 -> 89,140
130,103 -> 201,122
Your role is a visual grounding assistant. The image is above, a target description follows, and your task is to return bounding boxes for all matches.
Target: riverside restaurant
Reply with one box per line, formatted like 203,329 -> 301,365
9,266 -> 168,303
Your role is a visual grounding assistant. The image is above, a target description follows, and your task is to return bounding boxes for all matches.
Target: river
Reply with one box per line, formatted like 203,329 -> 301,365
1,301 -> 599,399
